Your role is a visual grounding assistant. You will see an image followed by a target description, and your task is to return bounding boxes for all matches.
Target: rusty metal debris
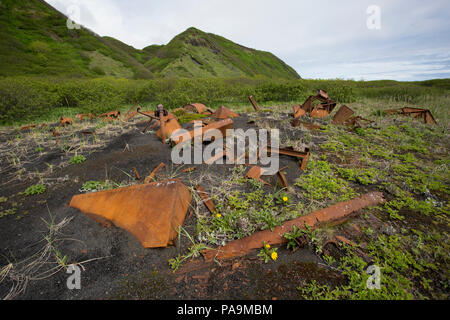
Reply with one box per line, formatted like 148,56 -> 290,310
332,105 -> 355,125
385,107 -> 437,124
245,166 -> 270,186
211,106 -> 239,119
181,167 -> 196,173
145,162 -> 166,183
290,119 -> 323,130
262,146 -> 310,171
172,118 -> 234,145
70,179 -> 192,248
195,185 -> 217,214
183,103 -> 213,115
76,113 -> 95,121
133,167 -> 141,181
98,110 -> 120,121
293,105 -> 306,118
20,124 -> 37,130
201,192 -> 385,261
296,89 -> 337,119
59,117 -> 73,127
276,166 -> 289,188
248,95 -> 261,111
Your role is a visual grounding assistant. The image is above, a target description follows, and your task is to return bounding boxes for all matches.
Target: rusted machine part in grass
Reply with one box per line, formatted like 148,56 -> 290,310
70,179 -> 192,248
344,116 -> 373,128
293,105 -> 306,118
276,166 -> 289,188
385,107 -> 437,124
290,119 -> 323,130
157,117 -> 181,142
156,104 -> 168,143
201,192 -> 385,261
76,113 -> 96,121
59,117 -> 73,127
248,95 -> 261,111
310,108 -> 330,119
181,167 -> 196,173
184,103 -> 208,114
332,105 -> 355,125
145,162 -> 166,183
20,124 -> 37,130
211,106 -> 239,119
264,146 -> 310,171
133,167 -> 141,181
245,166 -> 271,186
98,110 -> 120,121
195,185 -> 217,214
172,118 -> 234,145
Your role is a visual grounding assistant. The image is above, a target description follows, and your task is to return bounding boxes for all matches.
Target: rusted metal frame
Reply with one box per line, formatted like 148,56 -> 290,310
248,95 -> 261,111
195,185 -> 217,214
276,166 -> 289,188
200,192 -> 385,261
264,146 -> 310,171
172,118 -> 234,145
245,166 -> 271,186
145,162 -> 166,183
332,105 -> 355,125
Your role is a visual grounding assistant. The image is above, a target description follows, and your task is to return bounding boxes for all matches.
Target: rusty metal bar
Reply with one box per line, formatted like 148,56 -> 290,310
195,185 -> 217,214
248,95 -> 261,111
201,191 -> 385,261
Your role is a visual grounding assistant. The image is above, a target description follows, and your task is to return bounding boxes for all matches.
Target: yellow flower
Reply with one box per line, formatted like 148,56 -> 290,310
265,244 -> 271,249
216,213 -> 222,218
282,196 -> 288,202
271,252 -> 278,261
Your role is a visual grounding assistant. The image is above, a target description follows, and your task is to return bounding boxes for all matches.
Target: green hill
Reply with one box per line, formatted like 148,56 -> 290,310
0,0 -> 300,79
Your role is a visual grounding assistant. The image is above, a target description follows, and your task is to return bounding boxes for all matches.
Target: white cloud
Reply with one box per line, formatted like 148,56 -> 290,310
44,0 -> 450,80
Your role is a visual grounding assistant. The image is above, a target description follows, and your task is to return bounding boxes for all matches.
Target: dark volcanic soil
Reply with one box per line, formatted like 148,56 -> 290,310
0,113 -> 355,300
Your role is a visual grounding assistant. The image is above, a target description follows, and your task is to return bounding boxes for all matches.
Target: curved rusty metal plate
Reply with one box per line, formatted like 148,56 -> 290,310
70,179 -> 192,248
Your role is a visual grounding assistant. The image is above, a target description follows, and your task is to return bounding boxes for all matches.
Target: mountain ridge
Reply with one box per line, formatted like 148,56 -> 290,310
0,0 -> 300,79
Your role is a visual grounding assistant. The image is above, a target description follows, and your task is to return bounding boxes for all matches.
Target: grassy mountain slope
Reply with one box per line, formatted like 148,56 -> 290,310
0,0 -> 152,78
0,0 -> 300,79
143,27 -> 300,79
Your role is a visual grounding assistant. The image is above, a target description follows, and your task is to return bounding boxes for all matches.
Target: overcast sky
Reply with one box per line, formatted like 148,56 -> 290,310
45,0 -> 450,81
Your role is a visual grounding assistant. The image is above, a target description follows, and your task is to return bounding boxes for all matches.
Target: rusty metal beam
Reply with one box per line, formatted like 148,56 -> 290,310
195,185 -> 217,214
248,95 -> 261,111
201,192 -> 385,261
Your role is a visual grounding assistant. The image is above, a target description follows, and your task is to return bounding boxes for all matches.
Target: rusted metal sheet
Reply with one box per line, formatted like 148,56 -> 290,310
133,167 -> 141,181
332,105 -> 355,125
385,107 -> 436,124
195,185 -> 217,214
293,105 -> 306,118
211,106 -> 239,119
201,192 -> 385,261
172,118 -> 234,145
59,117 -> 73,127
98,110 -> 120,121
299,90 -> 337,118
184,103 -> 208,114
290,119 -> 323,130
145,162 -> 166,183
248,95 -> 261,111
20,124 -> 37,130
264,146 -> 310,171
70,179 -> 192,248
245,166 -> 270,186
276,166 -> 289,188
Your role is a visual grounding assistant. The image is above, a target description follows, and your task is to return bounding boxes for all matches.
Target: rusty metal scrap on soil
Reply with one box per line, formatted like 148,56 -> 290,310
69,179 -> 192,248
201,192 -> 385,261
385,107 -> 437,124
